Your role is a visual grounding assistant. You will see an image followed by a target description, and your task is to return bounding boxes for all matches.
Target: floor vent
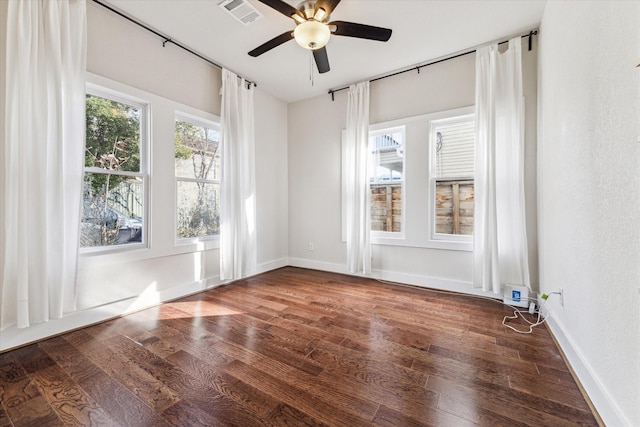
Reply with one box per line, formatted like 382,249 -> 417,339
219,0 -> 263,25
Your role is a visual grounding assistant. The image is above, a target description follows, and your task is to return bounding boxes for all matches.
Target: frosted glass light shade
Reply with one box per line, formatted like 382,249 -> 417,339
294,20 -> 330,50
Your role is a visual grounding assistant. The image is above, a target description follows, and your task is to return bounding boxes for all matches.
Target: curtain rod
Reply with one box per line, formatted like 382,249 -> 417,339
92,0 -> 256,88
328,29 -> 537,101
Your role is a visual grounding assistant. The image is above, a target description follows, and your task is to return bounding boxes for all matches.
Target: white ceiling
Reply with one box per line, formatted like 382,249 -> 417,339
105,0 -> 547,103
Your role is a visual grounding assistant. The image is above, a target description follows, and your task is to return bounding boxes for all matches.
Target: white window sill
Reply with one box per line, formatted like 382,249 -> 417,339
370,236 -> 472,252
79,237 -> 220,269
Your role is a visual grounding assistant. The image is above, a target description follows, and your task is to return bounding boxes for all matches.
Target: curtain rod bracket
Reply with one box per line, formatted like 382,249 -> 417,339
91,0 -> 255,86
327,28 -> 537,97
329,90 -> 335,101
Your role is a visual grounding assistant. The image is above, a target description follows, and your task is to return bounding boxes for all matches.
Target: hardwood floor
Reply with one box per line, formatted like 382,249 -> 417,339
0,267 -> 598,426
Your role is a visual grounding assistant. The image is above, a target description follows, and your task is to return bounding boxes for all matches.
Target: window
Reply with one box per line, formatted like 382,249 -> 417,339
369,127 -> 405,234
81,90 -> 147,249
175,116 -> 220,240
342,106 -> 473,250
430,114 -> 475,241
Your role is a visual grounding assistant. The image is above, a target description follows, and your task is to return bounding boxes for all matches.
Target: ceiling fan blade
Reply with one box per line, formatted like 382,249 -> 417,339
256,0 -> 304,21
315,0 -> 341,18
313,46 -> 330,74
248,31 -> 294,57
329,21 -> 392,42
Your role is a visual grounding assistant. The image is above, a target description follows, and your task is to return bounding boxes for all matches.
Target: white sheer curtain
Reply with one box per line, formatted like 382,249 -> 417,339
219,69 -> 257,281
344,81 -> 371,274
1,0 -> 87,329
474,38 -> 530,294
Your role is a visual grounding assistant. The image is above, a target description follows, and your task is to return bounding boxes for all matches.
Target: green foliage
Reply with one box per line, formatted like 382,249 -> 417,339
85,95 -> 140,191
175,121 -> 200,160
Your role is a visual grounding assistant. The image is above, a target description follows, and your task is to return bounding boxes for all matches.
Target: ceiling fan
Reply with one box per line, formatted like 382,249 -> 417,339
248,0 -> 392,74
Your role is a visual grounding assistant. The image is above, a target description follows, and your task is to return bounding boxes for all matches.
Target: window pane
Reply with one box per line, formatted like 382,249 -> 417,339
371,184 -> 402,232
370,131 -> 403,183
177,181 -> 219,238
175,120 -> 220,180
85,95 -> 141,172
435,180 -> 474,235
370,129 -> 403,233
432,115 -> 474,238
81,173 -> 143,247
434,120 -> 474,179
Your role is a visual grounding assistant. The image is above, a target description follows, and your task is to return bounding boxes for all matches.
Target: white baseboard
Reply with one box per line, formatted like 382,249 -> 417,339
372,268 -> 498,298
254,257 -> 289,275
542,308 -> 630,426
0,276 -> 220,352
0,257 -> 289,352
287,257 -> 351,275
287,257 -> 499,299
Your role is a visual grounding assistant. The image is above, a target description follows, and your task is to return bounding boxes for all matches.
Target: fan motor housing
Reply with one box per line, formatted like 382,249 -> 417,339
297,1 -> 327,21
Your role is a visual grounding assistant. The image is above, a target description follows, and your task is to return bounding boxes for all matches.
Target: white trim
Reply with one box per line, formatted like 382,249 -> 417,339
373,268 -> 495,298
80,73 -> 225,266
83,83 -> 150,252
288,256 -> 498,298
174,113 -> 221,246
341,107 -> 475,252
540,307 -> 630,427
175,111 -> 221,132
0,257 -> 289,352
0,277 -> 219,352
369,125 -> 406,240
428,109 -> 475,248
288,257 -> 352,275
255,257 -> 289,274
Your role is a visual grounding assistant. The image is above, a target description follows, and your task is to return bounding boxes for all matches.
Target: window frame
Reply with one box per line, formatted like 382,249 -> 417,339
174,112 -> 221,245
368,125 -> 406,240
341,106 -> 475,252
428,110 -> 475,249
80,83 -> 150,254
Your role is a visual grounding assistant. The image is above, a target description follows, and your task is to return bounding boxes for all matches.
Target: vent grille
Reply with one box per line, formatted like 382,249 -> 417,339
219,0 -> 263,25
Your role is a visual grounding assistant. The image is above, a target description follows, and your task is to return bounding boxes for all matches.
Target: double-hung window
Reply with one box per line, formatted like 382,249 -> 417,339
429,113 -> 475,242
175,115 -> 220,240
342,107 -> 474,251
81,88 -> 148,249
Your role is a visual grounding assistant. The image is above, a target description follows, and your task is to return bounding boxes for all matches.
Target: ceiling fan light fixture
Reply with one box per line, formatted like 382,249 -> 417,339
313,7 -> 326,22
294,20 -> 330,50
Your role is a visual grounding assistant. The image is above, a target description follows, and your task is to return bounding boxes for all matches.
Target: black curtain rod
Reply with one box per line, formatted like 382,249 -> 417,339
92,0 -> 256,88
328,29 -> 537,101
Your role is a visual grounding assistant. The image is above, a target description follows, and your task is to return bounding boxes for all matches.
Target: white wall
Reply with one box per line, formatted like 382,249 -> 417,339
0,2 -> 5,303
288,40 -> 538,295
538,2 -> 640,425
0,0 -> 288,350
255,89 -> 289,267
87,1 -> 221,115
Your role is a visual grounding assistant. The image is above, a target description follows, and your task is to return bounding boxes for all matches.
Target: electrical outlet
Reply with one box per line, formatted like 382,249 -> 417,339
308,242 -> 314,251
559,288 -> 564,307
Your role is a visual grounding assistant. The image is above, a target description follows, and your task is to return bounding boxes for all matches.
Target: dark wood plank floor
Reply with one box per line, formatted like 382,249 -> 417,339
0,267 -> 598,426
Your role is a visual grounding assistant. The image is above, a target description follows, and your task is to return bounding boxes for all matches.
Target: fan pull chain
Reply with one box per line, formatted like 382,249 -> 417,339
309,50 -> 315,86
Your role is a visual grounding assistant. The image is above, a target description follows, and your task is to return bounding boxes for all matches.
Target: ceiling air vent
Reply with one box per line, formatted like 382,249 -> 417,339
219,0 -> 263,25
